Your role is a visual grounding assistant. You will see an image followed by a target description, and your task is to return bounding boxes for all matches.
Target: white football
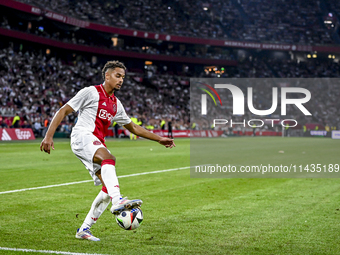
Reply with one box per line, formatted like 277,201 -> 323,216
115,207 -> 143,230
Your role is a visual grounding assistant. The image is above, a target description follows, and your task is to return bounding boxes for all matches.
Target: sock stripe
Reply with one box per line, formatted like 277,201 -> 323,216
101,159 -> 115,166
101,186 -> 108,194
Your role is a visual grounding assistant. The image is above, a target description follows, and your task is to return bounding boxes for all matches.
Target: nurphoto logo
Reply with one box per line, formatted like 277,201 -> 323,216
197,82 -> 223,115
198,82 -> 312,128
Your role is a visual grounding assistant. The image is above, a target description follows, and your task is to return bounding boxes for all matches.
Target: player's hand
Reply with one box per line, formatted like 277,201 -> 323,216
40,137 -> 55,154
158,138 -> 176,149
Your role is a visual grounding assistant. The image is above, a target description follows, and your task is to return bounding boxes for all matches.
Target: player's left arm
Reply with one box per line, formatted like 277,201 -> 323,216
124,122 -> 176,148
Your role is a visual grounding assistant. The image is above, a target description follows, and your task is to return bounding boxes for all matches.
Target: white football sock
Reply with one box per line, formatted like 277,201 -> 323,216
80,187 -> 110,231
101,159 -> 122,204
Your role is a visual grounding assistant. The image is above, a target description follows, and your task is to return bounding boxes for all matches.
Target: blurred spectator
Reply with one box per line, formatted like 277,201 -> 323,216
21,120 -> 32,128
113,122 -> 119,138
4,117 -> 12,128
41,115 -> 49,136
0,116 -> 8,128
11,113 -> 20,128
167,118 -> 173,138
33,118 -> 43,137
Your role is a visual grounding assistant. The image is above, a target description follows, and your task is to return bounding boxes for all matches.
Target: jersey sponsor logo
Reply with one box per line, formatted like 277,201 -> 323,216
102,102 -> 107,106
93,140 -> 101,145
98,109 -> 114,122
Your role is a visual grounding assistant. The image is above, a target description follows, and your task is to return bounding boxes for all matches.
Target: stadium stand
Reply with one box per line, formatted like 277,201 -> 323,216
0,43 -> 190,134
14,0 -> 338,44
239,0 -> 333,44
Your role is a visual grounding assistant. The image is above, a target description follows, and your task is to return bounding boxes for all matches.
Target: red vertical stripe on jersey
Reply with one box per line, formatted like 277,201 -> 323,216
93,85 -> 118,144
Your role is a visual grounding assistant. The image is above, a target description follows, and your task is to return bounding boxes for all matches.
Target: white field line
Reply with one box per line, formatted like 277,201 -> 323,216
0,247 -> 108,255
0,166 -> 192,195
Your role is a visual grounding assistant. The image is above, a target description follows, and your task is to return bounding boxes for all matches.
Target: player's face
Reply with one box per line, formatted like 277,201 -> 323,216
106,67 -> 125,92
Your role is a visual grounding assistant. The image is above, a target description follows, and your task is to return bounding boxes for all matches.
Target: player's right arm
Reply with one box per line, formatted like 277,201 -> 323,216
40,104 -> 74,154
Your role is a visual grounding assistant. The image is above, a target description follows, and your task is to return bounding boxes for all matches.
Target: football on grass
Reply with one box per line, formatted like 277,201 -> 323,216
115,207 -> 143,230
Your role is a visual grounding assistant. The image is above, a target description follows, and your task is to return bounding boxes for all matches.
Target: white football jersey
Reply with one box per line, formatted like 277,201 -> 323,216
67,84 -> 131,144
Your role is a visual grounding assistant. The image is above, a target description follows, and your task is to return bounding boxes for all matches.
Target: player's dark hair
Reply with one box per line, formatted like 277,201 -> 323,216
102,61 -> 126,80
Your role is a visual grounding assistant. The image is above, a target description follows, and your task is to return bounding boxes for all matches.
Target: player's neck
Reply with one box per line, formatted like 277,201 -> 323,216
102,84 -> 115,96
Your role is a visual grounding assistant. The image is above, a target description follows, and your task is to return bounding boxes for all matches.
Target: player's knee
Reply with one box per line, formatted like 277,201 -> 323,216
100,154 -> 116,162
93,148 -> 116,164
107,154 -> 116,161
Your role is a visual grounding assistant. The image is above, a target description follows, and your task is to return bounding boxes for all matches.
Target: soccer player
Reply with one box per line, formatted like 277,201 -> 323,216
40,61 -> 175,241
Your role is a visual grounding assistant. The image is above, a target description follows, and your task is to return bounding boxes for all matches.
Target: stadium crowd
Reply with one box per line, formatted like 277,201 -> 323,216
0,44 -> 190,136
239,0 -> 333,45
1,41 -> 340,135
16,0 -> 337,45
0,14 -> 234,62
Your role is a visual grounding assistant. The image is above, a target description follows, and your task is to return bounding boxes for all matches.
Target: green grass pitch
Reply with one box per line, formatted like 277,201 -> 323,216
0,137 -> 340,255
